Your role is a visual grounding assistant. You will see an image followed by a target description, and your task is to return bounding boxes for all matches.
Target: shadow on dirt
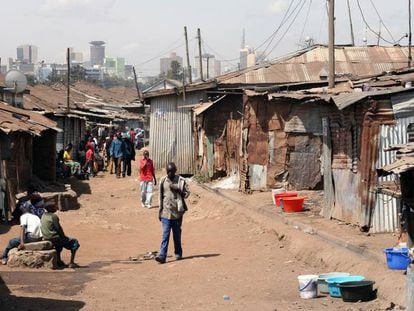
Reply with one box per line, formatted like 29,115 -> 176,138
0,275 -> 85,311
179,253 -> 221,261
68,178 -> 92,198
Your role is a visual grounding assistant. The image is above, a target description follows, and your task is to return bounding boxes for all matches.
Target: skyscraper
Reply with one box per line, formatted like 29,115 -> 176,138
16,45 -> 38,64
90,41 -> 106,66
160,52 -> 183,75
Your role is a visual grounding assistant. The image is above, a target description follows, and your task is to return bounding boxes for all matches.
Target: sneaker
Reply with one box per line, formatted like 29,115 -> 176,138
57,260 -> 66,267
1,258 -> 7,265
155,256 -> 166,264
175,255 -> 183,261
145,205 -> 152,209
141,203 -> 145,208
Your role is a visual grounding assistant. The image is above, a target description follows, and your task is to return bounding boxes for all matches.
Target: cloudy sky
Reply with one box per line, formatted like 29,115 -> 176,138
0,0 -> 409,75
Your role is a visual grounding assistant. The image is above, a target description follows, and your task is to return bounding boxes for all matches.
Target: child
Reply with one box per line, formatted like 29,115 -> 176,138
85,145 -> 95,177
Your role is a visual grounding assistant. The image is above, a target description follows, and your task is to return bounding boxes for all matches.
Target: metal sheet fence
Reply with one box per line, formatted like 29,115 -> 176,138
373,117 -> 414,232
149,92 -> 203,174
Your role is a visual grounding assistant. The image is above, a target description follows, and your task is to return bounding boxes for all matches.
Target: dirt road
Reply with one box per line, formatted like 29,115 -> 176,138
0,162 -> 398,310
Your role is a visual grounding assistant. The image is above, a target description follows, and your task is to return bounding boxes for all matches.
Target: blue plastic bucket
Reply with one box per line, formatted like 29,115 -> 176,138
326,275 -> 365,298
384,248 -> 410,270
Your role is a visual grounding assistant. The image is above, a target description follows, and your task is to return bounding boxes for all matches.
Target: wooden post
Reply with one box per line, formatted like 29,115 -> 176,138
132,66 -> 142,100
66,48 -> 70,113
328,0 -> 335,89
346,0 -> 355,46
321,117 -> 335,218
206,55 -> 210,79
184,26 -> 192,84
197,28 -> 203,81
409,0 -> 412,67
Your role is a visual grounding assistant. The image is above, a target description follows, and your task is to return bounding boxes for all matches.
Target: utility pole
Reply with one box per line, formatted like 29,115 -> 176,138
184,26 -> 192,84
132,66 -> 142,101
66,48 -> 70,113
377,21 -> 382,46
409,0 -> 412,67
328,0 -> 335,89
206,54 -> 210,79
197,28 -> 204,81
346,0 -> 355,46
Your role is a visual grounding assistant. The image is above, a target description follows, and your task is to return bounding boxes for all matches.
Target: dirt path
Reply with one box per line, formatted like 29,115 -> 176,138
0,161 -> 398,310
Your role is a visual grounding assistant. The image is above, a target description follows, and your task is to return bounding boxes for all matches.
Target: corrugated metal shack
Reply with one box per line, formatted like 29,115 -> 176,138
0,101 -> 61,214
24,82 -> 143,156
144,82 -> 216,173
239,91 -> 334,192
193,94 -> 243,180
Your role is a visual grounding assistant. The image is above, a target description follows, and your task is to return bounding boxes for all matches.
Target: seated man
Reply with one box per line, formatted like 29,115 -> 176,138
41,200 -> 80,268
2,204 -> 42,265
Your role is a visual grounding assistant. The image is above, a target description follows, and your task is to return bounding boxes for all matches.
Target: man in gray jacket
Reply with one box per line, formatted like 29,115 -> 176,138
155,162 -> 190,264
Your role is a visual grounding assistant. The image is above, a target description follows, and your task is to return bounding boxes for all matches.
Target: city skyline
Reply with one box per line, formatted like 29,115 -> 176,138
0,0 -> 410,75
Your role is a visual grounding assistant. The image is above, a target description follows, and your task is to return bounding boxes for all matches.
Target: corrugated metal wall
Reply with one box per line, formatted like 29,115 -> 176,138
373,116 -> 414,232
149,92 -> 203,174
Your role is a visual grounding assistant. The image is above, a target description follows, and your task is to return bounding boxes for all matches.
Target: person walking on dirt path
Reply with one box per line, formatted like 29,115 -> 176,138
122,133 -> 135,178
110,133 -> 125,178
155,162 -> 190,264
139,150 -> 156,208
1,204 -> 42,265
41,200 -> 80,268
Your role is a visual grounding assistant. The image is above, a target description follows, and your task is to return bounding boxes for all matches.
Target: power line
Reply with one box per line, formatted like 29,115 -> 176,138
205,0 -> 300,63
369,0 -> 396,43
356,0 -> 396,45
261,0 -> 305,57
135,35 -> 186,67
299,0 -> 313,44
262,0 -> 307,60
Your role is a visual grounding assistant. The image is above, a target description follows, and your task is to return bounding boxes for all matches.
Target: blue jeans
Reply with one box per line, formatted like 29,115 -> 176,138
159,218 -> 183,259
2,236 -> 41,259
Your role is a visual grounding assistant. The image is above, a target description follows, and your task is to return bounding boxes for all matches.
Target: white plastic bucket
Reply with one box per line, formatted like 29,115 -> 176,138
271,188 -> 286,205
298,274 -> 318,299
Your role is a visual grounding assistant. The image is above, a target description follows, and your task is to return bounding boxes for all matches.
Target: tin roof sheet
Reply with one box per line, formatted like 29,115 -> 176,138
217,45 -> 411,85
0,101 -> 61,135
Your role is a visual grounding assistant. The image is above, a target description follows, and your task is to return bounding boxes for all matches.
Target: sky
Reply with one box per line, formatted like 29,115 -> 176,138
0,0 -> 410,75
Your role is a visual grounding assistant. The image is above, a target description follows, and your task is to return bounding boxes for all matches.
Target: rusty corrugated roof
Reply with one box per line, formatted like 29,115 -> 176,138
0,101 -> 61,135
218,45 -> 410,85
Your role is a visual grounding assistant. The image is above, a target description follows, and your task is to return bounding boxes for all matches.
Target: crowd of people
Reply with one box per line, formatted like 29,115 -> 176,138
61,126 -> 144,179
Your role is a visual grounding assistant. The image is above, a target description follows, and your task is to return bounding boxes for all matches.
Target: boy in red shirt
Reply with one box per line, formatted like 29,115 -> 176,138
139,150 -> 156,208
85,145 -> 95,177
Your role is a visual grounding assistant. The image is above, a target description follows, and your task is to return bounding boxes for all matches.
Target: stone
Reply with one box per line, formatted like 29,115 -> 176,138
23,241 -> 53,251
7,248 -> 57,269
42,189 -> 79,211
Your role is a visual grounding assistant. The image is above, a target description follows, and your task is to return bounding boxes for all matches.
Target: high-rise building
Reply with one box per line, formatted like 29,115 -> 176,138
104,57 -> 126,78
194,54 -> 221,80
90,41 -> 106,66
16,45 -> 38,64
160,52 -> 183,75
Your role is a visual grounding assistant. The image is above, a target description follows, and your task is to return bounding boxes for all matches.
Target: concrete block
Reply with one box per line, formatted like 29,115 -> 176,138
23,241 -> 53,251
7,248 -> 57,269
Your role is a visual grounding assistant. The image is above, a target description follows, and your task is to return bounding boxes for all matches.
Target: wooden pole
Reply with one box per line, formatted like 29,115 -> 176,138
184,26 -> 192,84
409,0 -> 412,67
197,28 -> 204,81
328,0 -> 335,89
132,66 -> 142,101
66,48 -> 70,113
346,0 -> 355,46
206,55 -> 210,79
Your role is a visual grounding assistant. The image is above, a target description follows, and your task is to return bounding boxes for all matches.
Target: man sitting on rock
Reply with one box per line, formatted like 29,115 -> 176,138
1,204 -> 42,265
41,200 -> 80,268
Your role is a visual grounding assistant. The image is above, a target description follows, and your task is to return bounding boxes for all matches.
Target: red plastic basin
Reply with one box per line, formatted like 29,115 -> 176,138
274,192 -> 298,207
281,196 -> 304,213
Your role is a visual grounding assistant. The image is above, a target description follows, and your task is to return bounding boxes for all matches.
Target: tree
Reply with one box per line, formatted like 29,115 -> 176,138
70,64 -> 86,82
167,60 -> 183,81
